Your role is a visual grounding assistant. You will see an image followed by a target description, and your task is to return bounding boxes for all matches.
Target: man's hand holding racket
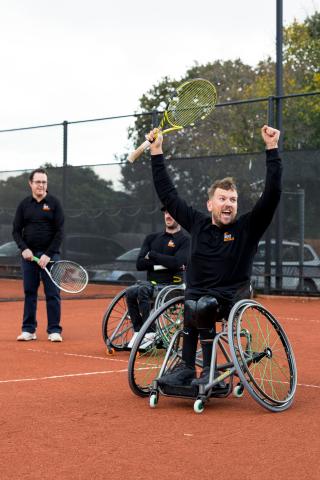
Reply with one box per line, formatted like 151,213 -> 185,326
36,254 -> 51,269
147,128 -> 163,155
22,248 -> 34,261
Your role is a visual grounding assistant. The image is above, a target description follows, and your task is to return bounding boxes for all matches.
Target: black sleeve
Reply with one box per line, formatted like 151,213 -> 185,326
151,154 -> 204,233
136,234 -> 158,271
249,148 -> 282,240
12,202 -> 28,251
45,198 -> 65,257
148,235 -> 189,270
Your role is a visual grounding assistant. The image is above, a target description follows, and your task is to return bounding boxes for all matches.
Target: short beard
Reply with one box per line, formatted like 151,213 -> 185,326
166,222 -> 179,232
213,212 -> 236,227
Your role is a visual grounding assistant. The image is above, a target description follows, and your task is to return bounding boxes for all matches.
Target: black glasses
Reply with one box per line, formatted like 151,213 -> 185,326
32,181 -> 47,185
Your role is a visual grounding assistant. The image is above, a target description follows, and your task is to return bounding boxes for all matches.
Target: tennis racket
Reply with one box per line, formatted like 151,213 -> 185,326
128,78 -> 217,163
33,256 -> 88,294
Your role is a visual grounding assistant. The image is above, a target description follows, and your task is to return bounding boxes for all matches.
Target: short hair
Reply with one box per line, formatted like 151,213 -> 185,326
29,168 -> 48,182
207,177 -> 237,199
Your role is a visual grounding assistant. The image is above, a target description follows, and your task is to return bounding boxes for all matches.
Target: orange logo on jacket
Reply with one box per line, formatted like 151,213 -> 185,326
224,232 -> 234,242
168,240 -> 176,248
43,204 -> 51,211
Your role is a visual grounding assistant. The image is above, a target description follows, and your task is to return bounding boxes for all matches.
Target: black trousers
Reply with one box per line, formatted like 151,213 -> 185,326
21,253 -> 61,334
125,282 -> 154,332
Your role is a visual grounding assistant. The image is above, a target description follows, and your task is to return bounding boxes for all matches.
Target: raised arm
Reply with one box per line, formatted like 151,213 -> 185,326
148,129 -> 202,233
249,126 -> 282,238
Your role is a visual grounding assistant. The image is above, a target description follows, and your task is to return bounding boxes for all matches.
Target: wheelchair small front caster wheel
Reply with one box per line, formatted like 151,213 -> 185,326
233,384 -> 244,397
194,399 -> 205,414
149,392 -> 159,408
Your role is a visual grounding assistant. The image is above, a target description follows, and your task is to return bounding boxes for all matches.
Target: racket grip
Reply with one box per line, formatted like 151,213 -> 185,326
128,139 -> 151,163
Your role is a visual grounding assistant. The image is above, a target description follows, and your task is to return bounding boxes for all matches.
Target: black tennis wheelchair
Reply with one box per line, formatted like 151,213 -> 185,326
127,295 -> 297,413
102,282 -> 185,354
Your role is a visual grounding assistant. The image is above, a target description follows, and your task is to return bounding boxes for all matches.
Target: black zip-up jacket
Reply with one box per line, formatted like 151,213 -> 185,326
136,230 -> 189,284
151,149 -> 282,304
12,194 -> 64,257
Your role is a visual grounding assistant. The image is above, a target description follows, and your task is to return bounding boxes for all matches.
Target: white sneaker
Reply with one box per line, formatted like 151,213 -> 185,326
17,331 -> 37,341
139,332 -> 156,350
48,333 -> 63,342
127,332 -> 139,349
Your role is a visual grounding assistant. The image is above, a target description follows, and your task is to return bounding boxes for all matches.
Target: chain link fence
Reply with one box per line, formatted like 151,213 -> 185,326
1,93 -> 319,296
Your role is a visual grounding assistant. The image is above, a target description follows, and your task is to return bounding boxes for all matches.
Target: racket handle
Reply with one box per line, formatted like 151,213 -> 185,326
128,139 -> 151,163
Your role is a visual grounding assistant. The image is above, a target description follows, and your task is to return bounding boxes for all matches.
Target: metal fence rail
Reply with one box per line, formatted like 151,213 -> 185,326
1,92 -> 319,296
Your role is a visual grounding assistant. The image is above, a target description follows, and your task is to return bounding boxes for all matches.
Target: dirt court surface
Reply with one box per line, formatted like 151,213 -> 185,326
0,281 -> 319,480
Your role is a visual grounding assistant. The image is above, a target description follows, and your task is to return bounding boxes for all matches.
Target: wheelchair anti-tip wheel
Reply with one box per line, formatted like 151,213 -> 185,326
102,289 -> 134,352
193,399 -> 205,414
228,300 -> 297,412
233,384 -> 244,398
149,392 -> 159,408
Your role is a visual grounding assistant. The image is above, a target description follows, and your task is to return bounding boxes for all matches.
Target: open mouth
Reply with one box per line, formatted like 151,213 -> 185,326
221,210 -> 232,221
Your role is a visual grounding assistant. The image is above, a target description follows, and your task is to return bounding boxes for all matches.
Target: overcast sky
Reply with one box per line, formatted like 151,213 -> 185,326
0,0 -> 319,175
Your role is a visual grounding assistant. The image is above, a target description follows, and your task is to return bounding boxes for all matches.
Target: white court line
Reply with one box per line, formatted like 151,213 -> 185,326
0,368 -> 128,384
1,347 -> 316,390
26,348 -> 129,363
278,316 -> 320,324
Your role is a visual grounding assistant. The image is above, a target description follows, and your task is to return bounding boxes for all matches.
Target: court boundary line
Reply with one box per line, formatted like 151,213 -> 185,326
26,347 -> 129,363
0,368 -> 128,384
0,371 -> 318,390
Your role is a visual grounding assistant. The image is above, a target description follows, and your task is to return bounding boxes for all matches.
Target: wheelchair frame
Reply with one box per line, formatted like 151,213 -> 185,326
102,283 -> 185,354
128,297 -> 297,413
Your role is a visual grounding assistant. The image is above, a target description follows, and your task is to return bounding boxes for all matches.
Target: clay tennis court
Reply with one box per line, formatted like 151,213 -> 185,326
1,279 -> 319,480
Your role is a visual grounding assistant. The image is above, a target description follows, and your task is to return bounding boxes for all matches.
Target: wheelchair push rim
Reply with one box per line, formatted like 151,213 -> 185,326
102,289 -> 134,350
228,300 -> 297,411
128,296 -> 185,397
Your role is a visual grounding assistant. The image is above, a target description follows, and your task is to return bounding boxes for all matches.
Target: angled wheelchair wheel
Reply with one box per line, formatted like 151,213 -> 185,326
228,300 -> 297,412
102,289 -> 133,352
153,284 -> 185,310
128,296 -> 185,397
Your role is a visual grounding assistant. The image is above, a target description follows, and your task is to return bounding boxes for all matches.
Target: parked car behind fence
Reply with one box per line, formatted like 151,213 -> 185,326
252,240 -> 320,294
0,234 -> 125,277
87,248 -> 146,283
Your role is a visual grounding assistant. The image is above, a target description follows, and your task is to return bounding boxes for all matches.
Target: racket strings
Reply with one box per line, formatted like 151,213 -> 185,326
50,261 -> 88,293
167,79 -> 217,127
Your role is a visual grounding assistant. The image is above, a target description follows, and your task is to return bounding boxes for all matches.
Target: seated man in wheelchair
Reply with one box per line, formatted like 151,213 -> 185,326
148,124 -> 282,387
126,207 -> 189,348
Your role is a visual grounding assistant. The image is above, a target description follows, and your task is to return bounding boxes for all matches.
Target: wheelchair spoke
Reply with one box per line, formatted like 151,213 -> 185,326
102,289 -> 134,350
128,296 -> 185,397
228,300 -> 297,411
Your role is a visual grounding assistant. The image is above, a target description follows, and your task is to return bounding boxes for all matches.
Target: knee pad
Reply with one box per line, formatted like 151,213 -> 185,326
184,296 -> 219,329
197,296 -> 219,329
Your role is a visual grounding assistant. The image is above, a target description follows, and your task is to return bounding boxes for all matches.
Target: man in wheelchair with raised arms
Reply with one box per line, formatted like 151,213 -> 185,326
126,207 -> 189,348
147,124 -> 282,388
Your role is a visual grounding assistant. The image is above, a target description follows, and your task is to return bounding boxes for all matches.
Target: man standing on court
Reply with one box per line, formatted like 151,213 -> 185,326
126,207 -> 189,348
147,125 -> 282,387
13,168 -> 64,342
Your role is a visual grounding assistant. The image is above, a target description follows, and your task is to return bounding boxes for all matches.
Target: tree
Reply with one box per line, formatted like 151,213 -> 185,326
119,12 -> 320,237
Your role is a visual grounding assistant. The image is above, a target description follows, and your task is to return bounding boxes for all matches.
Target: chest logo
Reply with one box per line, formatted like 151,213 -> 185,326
224,232 -> 235,242
168,240 -> 175,248
43,204 -> 51,211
